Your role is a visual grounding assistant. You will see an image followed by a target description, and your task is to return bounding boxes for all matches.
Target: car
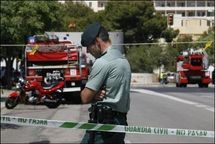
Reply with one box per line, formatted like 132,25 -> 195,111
166,72 -> 176,83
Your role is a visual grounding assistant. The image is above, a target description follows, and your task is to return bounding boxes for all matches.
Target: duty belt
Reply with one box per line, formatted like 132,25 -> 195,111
112,111 -> 127,117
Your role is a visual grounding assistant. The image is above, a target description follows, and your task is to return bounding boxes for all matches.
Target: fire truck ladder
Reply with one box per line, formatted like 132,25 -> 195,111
67,46 -> 82,78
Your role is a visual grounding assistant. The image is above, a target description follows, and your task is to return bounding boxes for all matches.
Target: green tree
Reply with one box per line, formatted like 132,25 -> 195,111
127,45 -> 162,72
104,1 -> 167,43
161,28 -> 179,42
197,27 -> 215,64
175,35 -> 193,52
60,1 -> 95,31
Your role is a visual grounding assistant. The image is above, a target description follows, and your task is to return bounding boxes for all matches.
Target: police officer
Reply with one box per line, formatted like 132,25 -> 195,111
160,72 -> 164,84
80,22 -> 131,144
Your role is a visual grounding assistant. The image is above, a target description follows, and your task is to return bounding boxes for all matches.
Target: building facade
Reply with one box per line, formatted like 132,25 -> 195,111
71,0 -> 107,12
153,0 -> 214,20
153,0 -> 215,39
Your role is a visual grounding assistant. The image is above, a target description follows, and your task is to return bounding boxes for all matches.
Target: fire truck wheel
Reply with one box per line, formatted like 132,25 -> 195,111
203,84 -> 208,88
198,83 -> 208,88
176,83 -> 183,87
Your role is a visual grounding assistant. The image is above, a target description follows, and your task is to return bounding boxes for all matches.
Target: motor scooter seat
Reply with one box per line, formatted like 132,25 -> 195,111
44,83 -> 59,89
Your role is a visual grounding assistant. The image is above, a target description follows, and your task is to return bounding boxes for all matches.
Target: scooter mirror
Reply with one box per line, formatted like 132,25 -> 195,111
18,77 -> 25,85
16,83 -> 21,89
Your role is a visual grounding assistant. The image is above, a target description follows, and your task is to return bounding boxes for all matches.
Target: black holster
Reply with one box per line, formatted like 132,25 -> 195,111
96,104 -> 114,124
89,103 -> 114,123
87,103 -> 114,143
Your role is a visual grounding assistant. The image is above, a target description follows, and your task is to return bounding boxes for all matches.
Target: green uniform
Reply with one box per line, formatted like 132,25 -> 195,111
86,46 -> 131,113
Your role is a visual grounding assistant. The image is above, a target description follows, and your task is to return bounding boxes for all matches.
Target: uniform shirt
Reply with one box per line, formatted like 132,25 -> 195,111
86,46 -> 131,113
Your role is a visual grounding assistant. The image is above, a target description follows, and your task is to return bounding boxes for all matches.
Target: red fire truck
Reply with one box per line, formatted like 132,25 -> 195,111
175,48 -> 211,88
25,34 -> 89,94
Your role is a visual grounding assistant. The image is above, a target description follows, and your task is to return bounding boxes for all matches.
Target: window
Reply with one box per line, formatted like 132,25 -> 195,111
207,20 -> 210,26
187,11 -> 195,17
197,11 -> 205,17
187,1 -> 195,7
207,11 -> 215,17
177,1 -> 185,7
177,11 -> 185,17
155,1 -> 165,7
207,1 -> 215,7
212,20 -> 215,27
89,2 -> 92,7
191,58 -> 202,66
182,12 -> 185,16
197,1 -> 205,7
98,2 -> 105,8
167,1 -> 175,7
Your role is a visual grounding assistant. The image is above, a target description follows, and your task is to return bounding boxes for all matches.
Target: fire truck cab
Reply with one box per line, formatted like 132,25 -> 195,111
25,34 -> 89,94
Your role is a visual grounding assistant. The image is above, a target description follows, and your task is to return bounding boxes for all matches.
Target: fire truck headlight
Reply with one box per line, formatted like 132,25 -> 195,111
71,82 -> 75,86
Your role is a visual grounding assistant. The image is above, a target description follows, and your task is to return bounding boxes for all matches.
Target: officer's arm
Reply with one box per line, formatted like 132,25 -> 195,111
81,87 -> 97,104
81,87 -> 105,104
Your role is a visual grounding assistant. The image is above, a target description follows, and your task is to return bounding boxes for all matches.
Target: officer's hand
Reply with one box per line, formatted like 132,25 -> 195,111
94,89 -> 106,101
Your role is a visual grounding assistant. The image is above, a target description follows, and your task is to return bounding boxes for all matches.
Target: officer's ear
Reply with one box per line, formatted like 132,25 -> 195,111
95,37 -> 102,44
95,37 -> 102,48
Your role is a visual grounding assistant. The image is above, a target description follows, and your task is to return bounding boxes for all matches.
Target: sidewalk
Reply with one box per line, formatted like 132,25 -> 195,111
0,89 -> 14,109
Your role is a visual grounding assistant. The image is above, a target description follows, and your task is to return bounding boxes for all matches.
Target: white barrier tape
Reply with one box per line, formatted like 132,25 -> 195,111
1,115 -> 214,138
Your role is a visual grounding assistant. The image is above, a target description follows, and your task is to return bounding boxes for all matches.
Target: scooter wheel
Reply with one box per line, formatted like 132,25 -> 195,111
5,97 -> 18,109
44,101 -> 60,109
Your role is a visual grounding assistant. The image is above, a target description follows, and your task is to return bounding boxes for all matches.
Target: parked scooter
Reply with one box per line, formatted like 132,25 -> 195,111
5,77 -> 65,109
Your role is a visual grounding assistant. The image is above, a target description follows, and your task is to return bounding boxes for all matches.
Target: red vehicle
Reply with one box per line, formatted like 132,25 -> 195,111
175,49 -> 211,88
5,76 -> 65,109
24,34 -> 89,101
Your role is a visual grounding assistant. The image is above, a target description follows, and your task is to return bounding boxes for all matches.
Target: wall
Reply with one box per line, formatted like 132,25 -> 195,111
131,73 -> 158,86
